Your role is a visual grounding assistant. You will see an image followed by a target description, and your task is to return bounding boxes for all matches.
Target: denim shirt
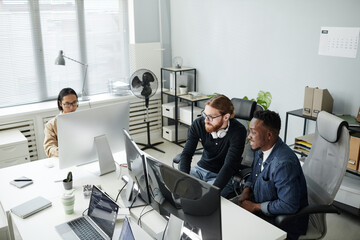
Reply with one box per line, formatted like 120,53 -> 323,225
244,138 -> 308,236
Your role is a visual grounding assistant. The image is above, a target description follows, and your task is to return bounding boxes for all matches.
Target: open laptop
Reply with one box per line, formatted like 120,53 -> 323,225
118,216 -> 135,240
55,185 -> 119,240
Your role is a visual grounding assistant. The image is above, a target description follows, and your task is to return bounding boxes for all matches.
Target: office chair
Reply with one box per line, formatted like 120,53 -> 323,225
231,98 -> 266,195
275,111 -> 350,240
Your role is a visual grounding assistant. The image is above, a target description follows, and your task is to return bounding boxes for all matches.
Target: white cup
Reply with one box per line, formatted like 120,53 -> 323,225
61,190 -> 75,214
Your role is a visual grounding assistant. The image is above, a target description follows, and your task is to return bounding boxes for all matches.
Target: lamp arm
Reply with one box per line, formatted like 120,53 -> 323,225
63,55 -> 87,66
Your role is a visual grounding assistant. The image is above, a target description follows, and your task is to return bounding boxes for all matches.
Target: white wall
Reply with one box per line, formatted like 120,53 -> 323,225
169,0 -> 360,142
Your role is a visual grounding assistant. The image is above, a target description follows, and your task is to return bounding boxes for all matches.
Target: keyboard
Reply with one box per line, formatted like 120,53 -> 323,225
68,217 -> 106,240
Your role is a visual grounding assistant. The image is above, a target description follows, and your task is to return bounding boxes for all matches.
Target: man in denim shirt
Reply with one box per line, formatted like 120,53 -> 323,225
237,110 -> 308,240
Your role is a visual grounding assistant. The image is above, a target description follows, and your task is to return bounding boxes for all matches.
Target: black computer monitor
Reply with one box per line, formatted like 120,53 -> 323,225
146,156 -> 222,240
123,129 -> 150,205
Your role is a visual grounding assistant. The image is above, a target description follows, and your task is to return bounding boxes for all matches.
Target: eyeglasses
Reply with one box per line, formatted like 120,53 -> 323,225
201,110 -> 223,122
62,101 -> 78,108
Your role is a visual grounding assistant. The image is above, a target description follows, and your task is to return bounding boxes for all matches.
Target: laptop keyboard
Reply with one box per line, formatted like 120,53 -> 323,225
68,217 -> 106,240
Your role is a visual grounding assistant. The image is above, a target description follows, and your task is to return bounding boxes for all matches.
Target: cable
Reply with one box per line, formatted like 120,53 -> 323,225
137,205 -> 148,225
161,217 -> 170,240
138,207 -> 153,227
82,208 -> 88,216
115,181 -> 128,202
129,190 -> 139,209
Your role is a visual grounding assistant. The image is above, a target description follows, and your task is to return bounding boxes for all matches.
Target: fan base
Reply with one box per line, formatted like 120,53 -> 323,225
136,141 -> 165,153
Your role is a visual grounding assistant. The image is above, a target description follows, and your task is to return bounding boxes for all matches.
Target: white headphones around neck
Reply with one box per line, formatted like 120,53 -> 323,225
211,121 -> 230,139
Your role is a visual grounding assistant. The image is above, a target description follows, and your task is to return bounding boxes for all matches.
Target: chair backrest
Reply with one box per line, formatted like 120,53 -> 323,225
231,98 -> 257,121
302,111 -> 349,206
231,98 -> 261,167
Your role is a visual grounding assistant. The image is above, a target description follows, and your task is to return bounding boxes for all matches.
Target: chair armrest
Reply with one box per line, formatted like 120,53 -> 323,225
233,167 -> 252,182
275,204 -> 339,227
172,154 -> 182,168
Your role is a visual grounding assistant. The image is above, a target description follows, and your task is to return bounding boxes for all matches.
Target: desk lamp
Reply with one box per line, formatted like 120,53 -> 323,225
55,50 -> 89,101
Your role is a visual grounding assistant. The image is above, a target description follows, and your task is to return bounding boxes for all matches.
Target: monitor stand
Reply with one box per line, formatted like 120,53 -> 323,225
120,176 -> 147,207
94,134 -> 116,176
160,214 -> 184,240
156,214 -> 203,240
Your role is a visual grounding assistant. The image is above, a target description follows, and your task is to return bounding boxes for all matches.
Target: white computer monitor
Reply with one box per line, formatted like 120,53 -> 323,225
57,102 -> 130,171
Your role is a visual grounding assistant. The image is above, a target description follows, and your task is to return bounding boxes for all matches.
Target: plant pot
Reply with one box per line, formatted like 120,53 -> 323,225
63,180 -> 73,190
179,87 -> 188,95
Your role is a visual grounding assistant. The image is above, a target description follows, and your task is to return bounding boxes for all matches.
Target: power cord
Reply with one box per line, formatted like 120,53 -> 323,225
138,206 -> 153,227
115,181 -> 128,202
161,218 -> 170,240
129,190 -> 139,209
82,208 -> 88,216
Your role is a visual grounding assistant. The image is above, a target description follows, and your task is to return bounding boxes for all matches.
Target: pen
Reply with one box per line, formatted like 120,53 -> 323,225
14,179 -> 33,182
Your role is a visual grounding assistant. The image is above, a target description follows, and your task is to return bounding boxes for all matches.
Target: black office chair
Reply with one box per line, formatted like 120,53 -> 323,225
275,111 -> 349,239
230,98 -> 260,195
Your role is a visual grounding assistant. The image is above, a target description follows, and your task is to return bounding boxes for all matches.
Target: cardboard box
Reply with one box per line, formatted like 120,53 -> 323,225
162,125 -> 188,142
179,106 -> 203,125
312,88 -> 333,118
347,136 -> 360,171
162,102 -> 187,119
302,86 -> 314,116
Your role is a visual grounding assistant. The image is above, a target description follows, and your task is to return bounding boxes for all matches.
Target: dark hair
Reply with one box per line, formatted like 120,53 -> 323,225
206,94 -> 235,118
253,110 -> 281,136
57,88 -> 78,111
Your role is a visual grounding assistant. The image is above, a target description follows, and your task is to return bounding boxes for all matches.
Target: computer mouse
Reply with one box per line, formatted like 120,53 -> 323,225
44,160 -> 54,168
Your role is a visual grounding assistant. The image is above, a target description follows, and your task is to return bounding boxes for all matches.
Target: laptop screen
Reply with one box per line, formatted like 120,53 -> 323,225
118,216 -> 135,240
88,185 -> 119,238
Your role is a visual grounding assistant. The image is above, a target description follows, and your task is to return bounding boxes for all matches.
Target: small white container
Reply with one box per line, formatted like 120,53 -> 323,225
162,102 -> 187,119
179,106 -> 203,125
163,125 -> 188,142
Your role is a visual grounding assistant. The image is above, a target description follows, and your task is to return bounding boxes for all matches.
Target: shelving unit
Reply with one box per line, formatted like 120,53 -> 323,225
160,67 -> 209,146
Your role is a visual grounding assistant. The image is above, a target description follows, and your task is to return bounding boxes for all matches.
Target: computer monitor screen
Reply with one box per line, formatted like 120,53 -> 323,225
58,102 -> 129,169
146,156 -> 222,240
123,129 -> 150,204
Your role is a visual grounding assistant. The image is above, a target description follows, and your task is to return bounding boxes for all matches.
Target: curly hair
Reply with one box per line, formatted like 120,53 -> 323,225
253,110 -> 281,136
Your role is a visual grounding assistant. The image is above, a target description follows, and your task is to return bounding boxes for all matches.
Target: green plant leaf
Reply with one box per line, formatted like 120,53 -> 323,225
66,171 -> 72,182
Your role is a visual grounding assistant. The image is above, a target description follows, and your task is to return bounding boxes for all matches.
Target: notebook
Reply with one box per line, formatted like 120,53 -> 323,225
10,176 -> 33,188
11,196 -> 52,219
55,185 -> 119,240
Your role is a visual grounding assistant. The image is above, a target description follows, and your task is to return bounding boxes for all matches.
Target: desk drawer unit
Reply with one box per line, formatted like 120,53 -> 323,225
0,129 -> 30,168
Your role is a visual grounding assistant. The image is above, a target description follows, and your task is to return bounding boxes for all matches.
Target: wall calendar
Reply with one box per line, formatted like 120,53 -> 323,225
318,27 -> 359,58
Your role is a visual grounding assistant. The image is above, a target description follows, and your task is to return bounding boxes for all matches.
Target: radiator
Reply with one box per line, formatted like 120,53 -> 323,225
0,96 -> 161,161
0,120 -> 38,161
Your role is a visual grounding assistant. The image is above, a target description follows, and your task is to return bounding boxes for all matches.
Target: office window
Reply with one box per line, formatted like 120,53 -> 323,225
0,0 -> 129,108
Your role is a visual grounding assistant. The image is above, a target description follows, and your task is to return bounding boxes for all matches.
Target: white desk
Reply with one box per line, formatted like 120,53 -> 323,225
0,157 -> 286,240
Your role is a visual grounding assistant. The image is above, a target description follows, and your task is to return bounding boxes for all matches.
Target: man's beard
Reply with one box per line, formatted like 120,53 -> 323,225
205,120 -> 223,133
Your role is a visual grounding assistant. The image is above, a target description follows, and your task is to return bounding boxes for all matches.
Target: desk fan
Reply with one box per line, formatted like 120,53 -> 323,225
130,69 -> 164,153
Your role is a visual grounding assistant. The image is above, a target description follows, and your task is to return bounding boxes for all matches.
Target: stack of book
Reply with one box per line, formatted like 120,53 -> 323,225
294,133 -> 314,155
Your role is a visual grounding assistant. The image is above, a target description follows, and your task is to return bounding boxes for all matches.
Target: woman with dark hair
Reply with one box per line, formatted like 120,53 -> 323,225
44,88 -> 78,157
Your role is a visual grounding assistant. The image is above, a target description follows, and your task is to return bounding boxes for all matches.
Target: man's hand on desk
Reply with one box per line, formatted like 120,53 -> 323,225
238,187 -> 252,205
239,200 -> 261,213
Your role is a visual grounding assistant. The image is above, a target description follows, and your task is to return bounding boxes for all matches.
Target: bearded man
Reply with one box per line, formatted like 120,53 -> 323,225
178,94 -> 247,198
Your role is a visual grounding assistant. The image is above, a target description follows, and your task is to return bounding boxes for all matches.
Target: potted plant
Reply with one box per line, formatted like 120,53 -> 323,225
179,85 -> 188,95
244,90 -> 272,110
63,171 -> 73,190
